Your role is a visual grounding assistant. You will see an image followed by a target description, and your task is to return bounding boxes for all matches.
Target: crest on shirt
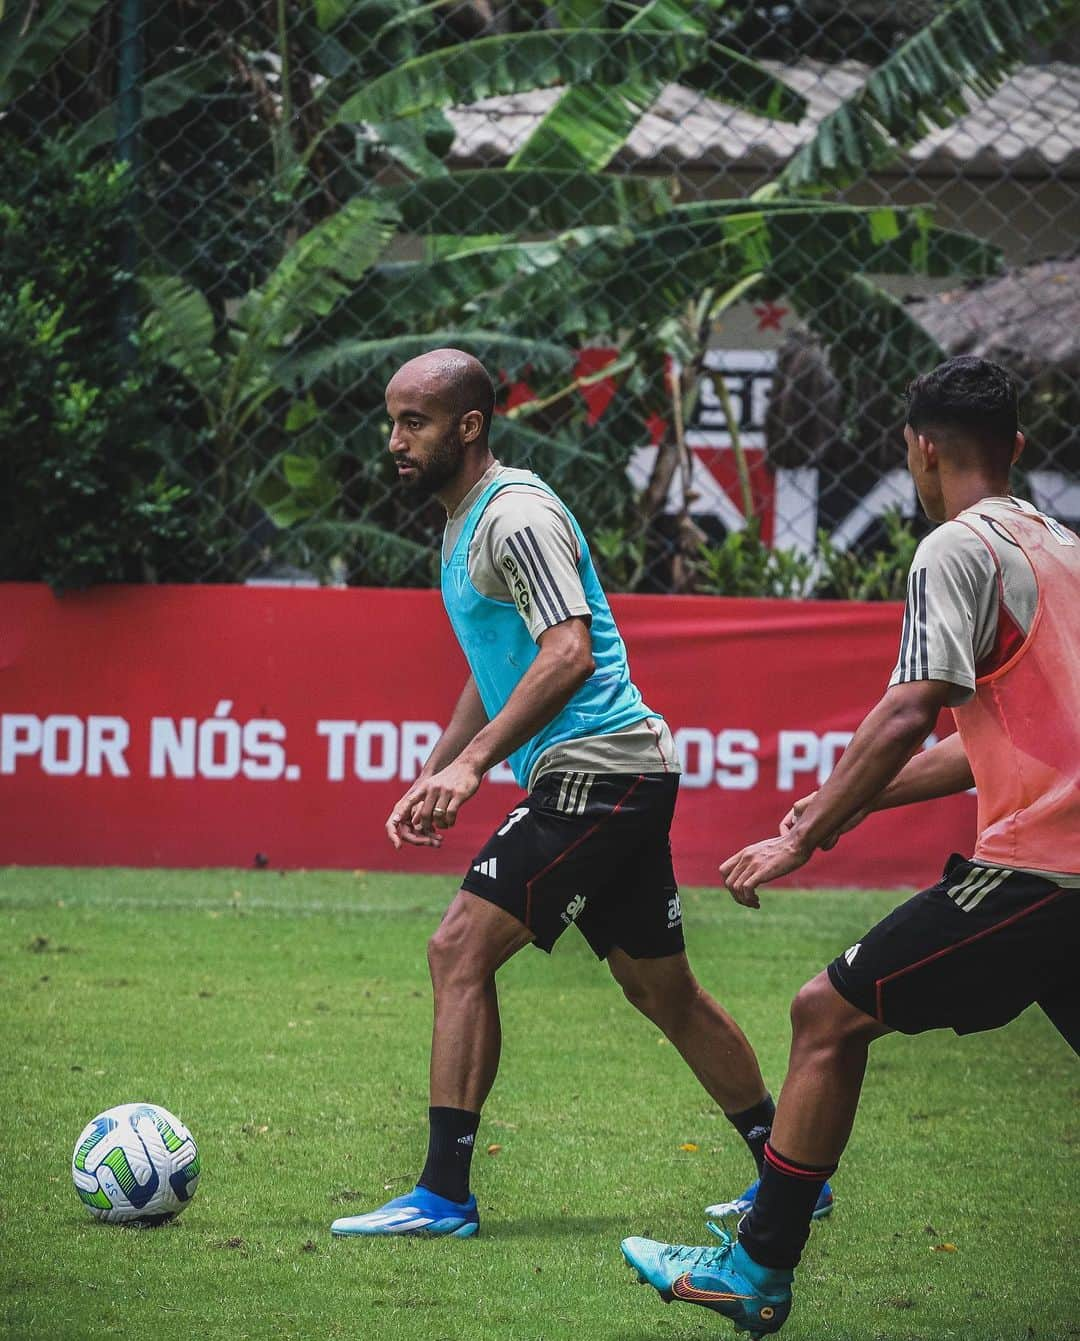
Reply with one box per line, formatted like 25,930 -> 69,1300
501,554 -> 531,615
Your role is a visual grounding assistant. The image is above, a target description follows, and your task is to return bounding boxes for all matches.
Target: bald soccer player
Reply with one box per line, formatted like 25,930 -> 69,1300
622,356 -> 1079,1336
330,349 -> 831,1238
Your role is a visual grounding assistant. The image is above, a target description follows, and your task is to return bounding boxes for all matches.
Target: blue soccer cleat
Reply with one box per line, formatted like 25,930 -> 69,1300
621,1222 -> 793,1336
330,1186 -> 479,1238
705,1178 -> 833,1222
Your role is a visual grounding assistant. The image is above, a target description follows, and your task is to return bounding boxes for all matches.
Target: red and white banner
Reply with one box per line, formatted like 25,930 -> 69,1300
0,584 -> 974,888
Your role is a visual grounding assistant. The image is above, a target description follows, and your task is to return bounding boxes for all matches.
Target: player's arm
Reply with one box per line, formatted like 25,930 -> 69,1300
721,678 -> 953,907
418,676 -> 488,780
779,731 -> 974,839
386,676 -> 488,849
395,491 -> 594,840
400,618 -> 594,838
873,729 -> 974,806
453,616 -> 594,775
723,522 -> 990,905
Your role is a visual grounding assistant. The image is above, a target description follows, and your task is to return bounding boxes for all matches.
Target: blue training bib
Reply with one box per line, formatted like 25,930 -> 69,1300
440,473 -> 652,789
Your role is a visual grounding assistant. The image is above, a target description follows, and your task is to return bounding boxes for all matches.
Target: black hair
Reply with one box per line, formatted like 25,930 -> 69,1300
905,356 -> 1018,461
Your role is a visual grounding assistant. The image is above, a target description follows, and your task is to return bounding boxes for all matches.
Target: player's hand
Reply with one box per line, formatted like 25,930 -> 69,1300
386,791 -> 442,850
779,792 -> 817,836
779,791 -> 865,851
720,833 -> 811,909
404,760 -> 482,838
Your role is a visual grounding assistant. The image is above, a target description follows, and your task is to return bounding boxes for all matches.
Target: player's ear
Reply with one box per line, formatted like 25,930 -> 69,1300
460,409 -> 484,444
918,432 -> 937,470
1012,430 -> 1025,464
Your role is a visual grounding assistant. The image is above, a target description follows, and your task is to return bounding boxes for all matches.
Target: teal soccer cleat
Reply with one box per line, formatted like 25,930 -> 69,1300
331,1186 -> 479,1238
705,1179 -> 833,1222
621,1222 -> 793,1336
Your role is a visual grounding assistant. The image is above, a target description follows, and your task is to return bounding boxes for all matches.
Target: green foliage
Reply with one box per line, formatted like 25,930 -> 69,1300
334,28 -> 804,127
0,0 -> 108,108
3,0 -> 1074,592
779,0 -> 1080,192
691,520 -> 816,599
386,169 -> 673,234
689,511 -> 922,601
592,524 -> 648,591
786,272 -> 947,410
508,1 -> 803,173
0,143 -> 189,588
815,510 -> 923,602
500,203 -> 999,340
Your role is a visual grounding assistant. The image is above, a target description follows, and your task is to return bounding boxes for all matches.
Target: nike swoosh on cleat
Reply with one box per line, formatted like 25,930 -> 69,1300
671,1274 -> 753,1304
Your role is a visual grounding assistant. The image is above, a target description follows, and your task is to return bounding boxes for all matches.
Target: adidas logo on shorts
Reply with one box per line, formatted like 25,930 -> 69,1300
472,858 -> 498,879
561,894 -> 586,925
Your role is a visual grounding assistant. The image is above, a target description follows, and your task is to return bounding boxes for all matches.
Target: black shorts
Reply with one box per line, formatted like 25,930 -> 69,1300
827,854 -> 1080,1043
460,772 -> 683,959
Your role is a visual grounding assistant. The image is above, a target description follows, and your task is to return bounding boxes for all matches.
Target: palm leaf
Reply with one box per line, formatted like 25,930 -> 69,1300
324,240 -> 569,338
0,0 -> 108,107
333,28 -> 800,128
280,331 -> 575,391
239,197 -> 399,347
509,83 -> 657,173
141,275 -> 223,390
65,55 -> 225,160
509,1 -> 801,173
780,0 -> 1080,192
364,109 -> 454,177
554,0 -> 607,22
491,204 -> 1001,337
313,0 -> 425,28
384,169 -> 672,234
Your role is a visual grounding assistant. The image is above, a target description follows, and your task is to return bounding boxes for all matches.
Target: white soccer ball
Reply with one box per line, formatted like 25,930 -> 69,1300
71,1102 -> 200,1225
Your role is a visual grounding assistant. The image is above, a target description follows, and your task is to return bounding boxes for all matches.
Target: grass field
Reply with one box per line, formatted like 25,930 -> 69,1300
1,866 -> 1076,1341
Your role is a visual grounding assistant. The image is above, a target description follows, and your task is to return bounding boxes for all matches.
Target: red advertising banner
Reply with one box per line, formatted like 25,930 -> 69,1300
0,583 -> 974,889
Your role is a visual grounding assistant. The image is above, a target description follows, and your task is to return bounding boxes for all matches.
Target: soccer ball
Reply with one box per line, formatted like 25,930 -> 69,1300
71,1102 -> 200,1225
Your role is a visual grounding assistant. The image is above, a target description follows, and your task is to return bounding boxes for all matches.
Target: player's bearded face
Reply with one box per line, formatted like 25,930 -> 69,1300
399,424 -> 465,496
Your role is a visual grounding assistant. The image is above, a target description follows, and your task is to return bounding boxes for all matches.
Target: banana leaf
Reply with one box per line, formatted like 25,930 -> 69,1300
280,331 -> 575,391
0,0 -> 108,107
780,0 -> 1080,192
383,169 -> 672,234
334,28 -> 800,127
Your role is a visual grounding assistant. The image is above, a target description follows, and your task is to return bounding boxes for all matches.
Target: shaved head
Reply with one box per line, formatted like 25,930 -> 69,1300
387,348 -> 496,436
384,348 -> 497,506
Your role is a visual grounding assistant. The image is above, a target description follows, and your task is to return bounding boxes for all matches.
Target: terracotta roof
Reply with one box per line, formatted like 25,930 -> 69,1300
444,61 -> 1080,178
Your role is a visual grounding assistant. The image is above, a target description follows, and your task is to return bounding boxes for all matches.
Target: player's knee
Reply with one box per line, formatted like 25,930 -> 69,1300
790,972 -> 875,1049
426,921 -> 477,991
618,974 -> 656,1018
618,962 -> 696,1028
427,911 -> 499,996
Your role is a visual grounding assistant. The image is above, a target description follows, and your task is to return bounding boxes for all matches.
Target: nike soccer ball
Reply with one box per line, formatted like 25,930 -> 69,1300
71,1102 -> 201,1225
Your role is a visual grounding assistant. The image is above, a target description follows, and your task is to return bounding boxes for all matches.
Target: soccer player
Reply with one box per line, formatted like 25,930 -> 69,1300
622,355 -> 1079,1334
330,348 -> 827,1238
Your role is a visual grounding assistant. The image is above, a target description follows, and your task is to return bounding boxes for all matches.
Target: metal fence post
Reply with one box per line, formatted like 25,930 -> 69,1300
114,0 -> 143,366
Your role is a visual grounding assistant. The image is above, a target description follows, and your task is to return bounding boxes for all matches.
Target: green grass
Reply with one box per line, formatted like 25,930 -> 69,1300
1,867 -> 1076,1341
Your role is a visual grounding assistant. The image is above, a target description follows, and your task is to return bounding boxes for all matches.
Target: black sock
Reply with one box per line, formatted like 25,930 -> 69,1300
725,1093 -> 776,1176
739,1141 -> 837,1270
417,1106 -> 480,1204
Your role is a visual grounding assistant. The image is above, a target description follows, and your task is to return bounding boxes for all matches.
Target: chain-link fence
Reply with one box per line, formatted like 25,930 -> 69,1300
3,0 -> 1078,594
